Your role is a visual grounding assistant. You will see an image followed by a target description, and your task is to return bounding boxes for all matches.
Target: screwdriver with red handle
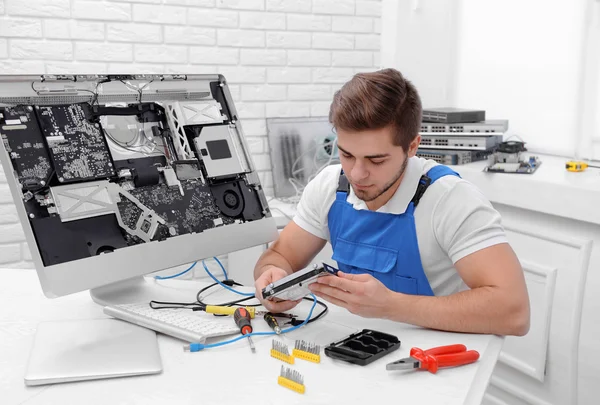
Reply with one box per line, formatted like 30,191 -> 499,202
386,344 -> 479,374
234,307 -> 255,353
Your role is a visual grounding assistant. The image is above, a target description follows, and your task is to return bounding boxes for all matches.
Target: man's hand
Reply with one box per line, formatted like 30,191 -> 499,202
308,271 -> 395,318
254,265 -> 302,313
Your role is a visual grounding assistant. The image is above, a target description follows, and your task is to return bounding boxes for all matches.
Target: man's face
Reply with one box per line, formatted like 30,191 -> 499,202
336,126 -> 419,204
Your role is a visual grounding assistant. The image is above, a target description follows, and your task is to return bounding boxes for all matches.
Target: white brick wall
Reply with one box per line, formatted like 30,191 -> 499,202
0,0 -> 382,269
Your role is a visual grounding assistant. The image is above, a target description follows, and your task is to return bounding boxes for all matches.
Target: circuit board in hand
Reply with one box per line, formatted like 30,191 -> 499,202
0,106 -> 53,190
36,104 -> 115,183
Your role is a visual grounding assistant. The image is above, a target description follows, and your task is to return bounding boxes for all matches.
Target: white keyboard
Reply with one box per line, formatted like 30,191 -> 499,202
103,302 -> 240,343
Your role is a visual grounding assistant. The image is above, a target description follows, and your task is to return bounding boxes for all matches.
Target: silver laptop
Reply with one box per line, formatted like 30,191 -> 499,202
24,318 -> 162,386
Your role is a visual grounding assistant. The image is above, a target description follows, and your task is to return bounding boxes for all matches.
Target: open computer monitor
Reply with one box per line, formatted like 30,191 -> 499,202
0,74 -> 278,305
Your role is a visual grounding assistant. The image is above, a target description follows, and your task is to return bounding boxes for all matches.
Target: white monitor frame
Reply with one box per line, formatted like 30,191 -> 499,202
0,74 -> 278,300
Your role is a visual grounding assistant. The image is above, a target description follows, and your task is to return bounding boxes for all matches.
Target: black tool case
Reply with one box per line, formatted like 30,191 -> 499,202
324,329 -> 401,366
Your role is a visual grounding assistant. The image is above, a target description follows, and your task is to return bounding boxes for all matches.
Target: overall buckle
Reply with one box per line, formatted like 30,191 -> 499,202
411,175 -> 431,207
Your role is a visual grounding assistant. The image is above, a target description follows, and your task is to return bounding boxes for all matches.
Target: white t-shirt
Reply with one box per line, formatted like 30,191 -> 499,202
293,157 -> 508,296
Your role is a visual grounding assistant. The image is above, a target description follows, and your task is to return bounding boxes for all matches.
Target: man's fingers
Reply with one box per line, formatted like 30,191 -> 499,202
310,282 -> 356,304
254,284 -> 266,301
263,299 -> 299,313
316,273 -> 366,295
337,271 -> 372,282
312,290 -> 350,309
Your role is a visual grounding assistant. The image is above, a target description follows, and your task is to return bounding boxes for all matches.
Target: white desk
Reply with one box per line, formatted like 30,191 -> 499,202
0,269 -> 503,405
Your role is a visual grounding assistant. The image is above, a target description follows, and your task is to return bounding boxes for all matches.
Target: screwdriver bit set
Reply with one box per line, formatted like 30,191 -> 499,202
278,365 -> 305,394
271,340 -> 294,364
293,339 -> 321,363
272,339 -> 321,394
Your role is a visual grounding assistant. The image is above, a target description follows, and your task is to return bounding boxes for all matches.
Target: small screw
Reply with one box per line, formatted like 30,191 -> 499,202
58,177 -> 64,182
29,213 -> 35,218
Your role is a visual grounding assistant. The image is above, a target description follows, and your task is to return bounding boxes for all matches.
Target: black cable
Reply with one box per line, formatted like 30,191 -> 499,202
150,277 -> 329,325
287,296 -> 329,326
195,280 -> 329,325
149,300 -> 203,311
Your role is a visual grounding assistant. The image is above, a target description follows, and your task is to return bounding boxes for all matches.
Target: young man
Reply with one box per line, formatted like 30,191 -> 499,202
254,68 -> 530,336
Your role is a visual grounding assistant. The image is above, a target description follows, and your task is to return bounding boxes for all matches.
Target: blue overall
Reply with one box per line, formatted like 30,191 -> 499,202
327,165 -> 460,296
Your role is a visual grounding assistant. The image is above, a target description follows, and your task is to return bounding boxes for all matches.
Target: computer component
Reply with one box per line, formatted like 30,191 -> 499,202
262,262 -> 338,301
419,119 -> 508,135
163,100 -> 227,161
103,302 -> 240,343
419,135 -> 502,151
416,148 -> 494,165
484,140 -> 541,174
36,104 -> 116,183
267,117 -> 339,199
0,74 -> 278,302
192,124 -> 251,178
422,108 -> 485,123
24,318 -> 162,386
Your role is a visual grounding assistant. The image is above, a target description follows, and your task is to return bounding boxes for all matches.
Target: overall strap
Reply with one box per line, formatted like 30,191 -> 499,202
426,165 -> 460,183
410,165 -> 461,208
336,170 -> 350,200
337,169 -> 350,192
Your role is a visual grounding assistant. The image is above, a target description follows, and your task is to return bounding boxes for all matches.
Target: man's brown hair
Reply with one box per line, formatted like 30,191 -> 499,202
329,68 -> 422,152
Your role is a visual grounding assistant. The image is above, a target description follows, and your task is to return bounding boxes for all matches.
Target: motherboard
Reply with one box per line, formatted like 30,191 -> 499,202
0,78 -> 266,266
36,104 -> 116,183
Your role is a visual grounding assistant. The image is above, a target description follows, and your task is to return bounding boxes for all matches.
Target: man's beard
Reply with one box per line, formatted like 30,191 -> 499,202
352,157 -> 409,202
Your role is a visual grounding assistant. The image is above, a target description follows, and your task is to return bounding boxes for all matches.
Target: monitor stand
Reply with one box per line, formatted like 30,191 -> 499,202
90,275 -> 202,307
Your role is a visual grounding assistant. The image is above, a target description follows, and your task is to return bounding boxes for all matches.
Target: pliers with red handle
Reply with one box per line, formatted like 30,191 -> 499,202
386,344 -> 480,374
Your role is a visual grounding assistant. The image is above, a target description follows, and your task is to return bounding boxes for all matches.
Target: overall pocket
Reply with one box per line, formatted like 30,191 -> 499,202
332,238 -> 420,294
332,238 -> 398,289
394,275 -> 418,295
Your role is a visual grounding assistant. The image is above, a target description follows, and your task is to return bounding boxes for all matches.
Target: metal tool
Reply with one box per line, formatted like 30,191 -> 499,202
386,344 -> 479,374
273,340 -> 291,356
233,307 -> 255,353
264,313 -> 282,334
566,160 -> 600,172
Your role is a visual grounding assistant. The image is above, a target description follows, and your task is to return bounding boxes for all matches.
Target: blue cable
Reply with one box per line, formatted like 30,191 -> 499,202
213,256 -> 228,280
202,259 -> 254,297
154,256 -> 228,281
154,261 -> 197,280
186,293 -> 318,352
